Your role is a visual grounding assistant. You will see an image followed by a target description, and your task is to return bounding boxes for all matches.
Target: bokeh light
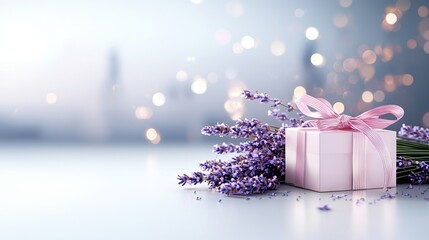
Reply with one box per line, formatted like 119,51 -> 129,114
146,128 -> 161,144
333,13 -> 349,28
225,69 -> 237,80
362,50 -> 377,64
361,91 -> 374,103
402,74 -> 414,86
294,86 -> 306,98
176,70 -> 188,82
385,13 -> 398,25
384,75 -> 397,92
46,93 -> 58,105
397,0 -> 410,11
310,53 -> 325,67
191,77 -> 208,94
339,0 -> 352,8
228,81 -> 247,98
270,40 -> 286,56
190,0 -> 203,4
0,0 -> 427,144
241,35 -> 255,49
215,29 -> 231,45
343,58 -> 358,72
424,41 -> 429,54
418,6 -> 429,18
207,72 -> 218,83
381,47 -> 394,62
232,42 -> 244,54
146,128 -> 158,141
373,90 -> 385,102
152,92 -> 166,107
305,27 -> 319,40
407,39 -> 417,49
135,107 -> 153,120
333,102 -> 345,114
226,0 -> 244,17
294,8 -> 305,18
224,99 -> 244,120
423,112 -> 429,127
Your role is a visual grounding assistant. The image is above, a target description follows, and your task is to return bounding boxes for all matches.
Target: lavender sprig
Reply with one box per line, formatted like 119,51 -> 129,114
178,89 -> 300,195
398,124 -> 429,143
397,124 -> 429,185
242,89 -> 304,125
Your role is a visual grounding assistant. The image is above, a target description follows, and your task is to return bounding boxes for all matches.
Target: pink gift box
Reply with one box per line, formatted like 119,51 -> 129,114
285,127 -> 396,192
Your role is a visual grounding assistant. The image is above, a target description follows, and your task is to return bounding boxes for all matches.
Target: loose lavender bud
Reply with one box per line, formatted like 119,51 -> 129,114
318,205 -> 331,211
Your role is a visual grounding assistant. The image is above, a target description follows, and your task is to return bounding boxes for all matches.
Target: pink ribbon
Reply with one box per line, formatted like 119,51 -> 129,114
295,94 -> 404,190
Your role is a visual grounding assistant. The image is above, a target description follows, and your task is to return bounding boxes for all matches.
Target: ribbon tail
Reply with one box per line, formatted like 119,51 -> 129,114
349,120 -> 393,190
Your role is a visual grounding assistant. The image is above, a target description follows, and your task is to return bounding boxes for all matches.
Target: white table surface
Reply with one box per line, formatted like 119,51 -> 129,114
0,143 -> 427,240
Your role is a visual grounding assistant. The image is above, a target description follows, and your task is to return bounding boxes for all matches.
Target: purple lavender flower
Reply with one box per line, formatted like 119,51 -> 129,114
201,123 -> 231,137
213,143 -> 236,154
258,93 -> 270,103
179,89 -> 302,195
398,124 -> 429,143
242,89 -> 256,100
409,161 -> 429,184
219,175 -> 279,195
287,102 -> 294,112
177,172 -> 206,186
397,156 -> 412,168
272,98 -> 282,107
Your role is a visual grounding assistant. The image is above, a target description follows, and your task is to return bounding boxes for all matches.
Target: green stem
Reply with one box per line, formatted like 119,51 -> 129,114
397,167 -> 420,175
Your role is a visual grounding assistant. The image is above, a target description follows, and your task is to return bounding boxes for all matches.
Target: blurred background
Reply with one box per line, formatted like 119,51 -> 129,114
0,0 -> 428,144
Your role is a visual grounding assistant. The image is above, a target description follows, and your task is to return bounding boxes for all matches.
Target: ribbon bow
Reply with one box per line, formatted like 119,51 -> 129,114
295,94 -> 404,190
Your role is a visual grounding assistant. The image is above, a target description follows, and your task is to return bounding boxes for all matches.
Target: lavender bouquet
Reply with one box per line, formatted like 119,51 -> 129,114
397,124 -> 429,184
178,90 -> 428,195
177,89 -> 304,195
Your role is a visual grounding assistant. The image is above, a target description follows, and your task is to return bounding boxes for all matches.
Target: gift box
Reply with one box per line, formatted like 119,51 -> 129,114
285,127 -> 397,192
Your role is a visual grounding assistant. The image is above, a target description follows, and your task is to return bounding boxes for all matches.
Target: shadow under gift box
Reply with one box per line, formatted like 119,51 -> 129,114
285,128 -> 396,192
